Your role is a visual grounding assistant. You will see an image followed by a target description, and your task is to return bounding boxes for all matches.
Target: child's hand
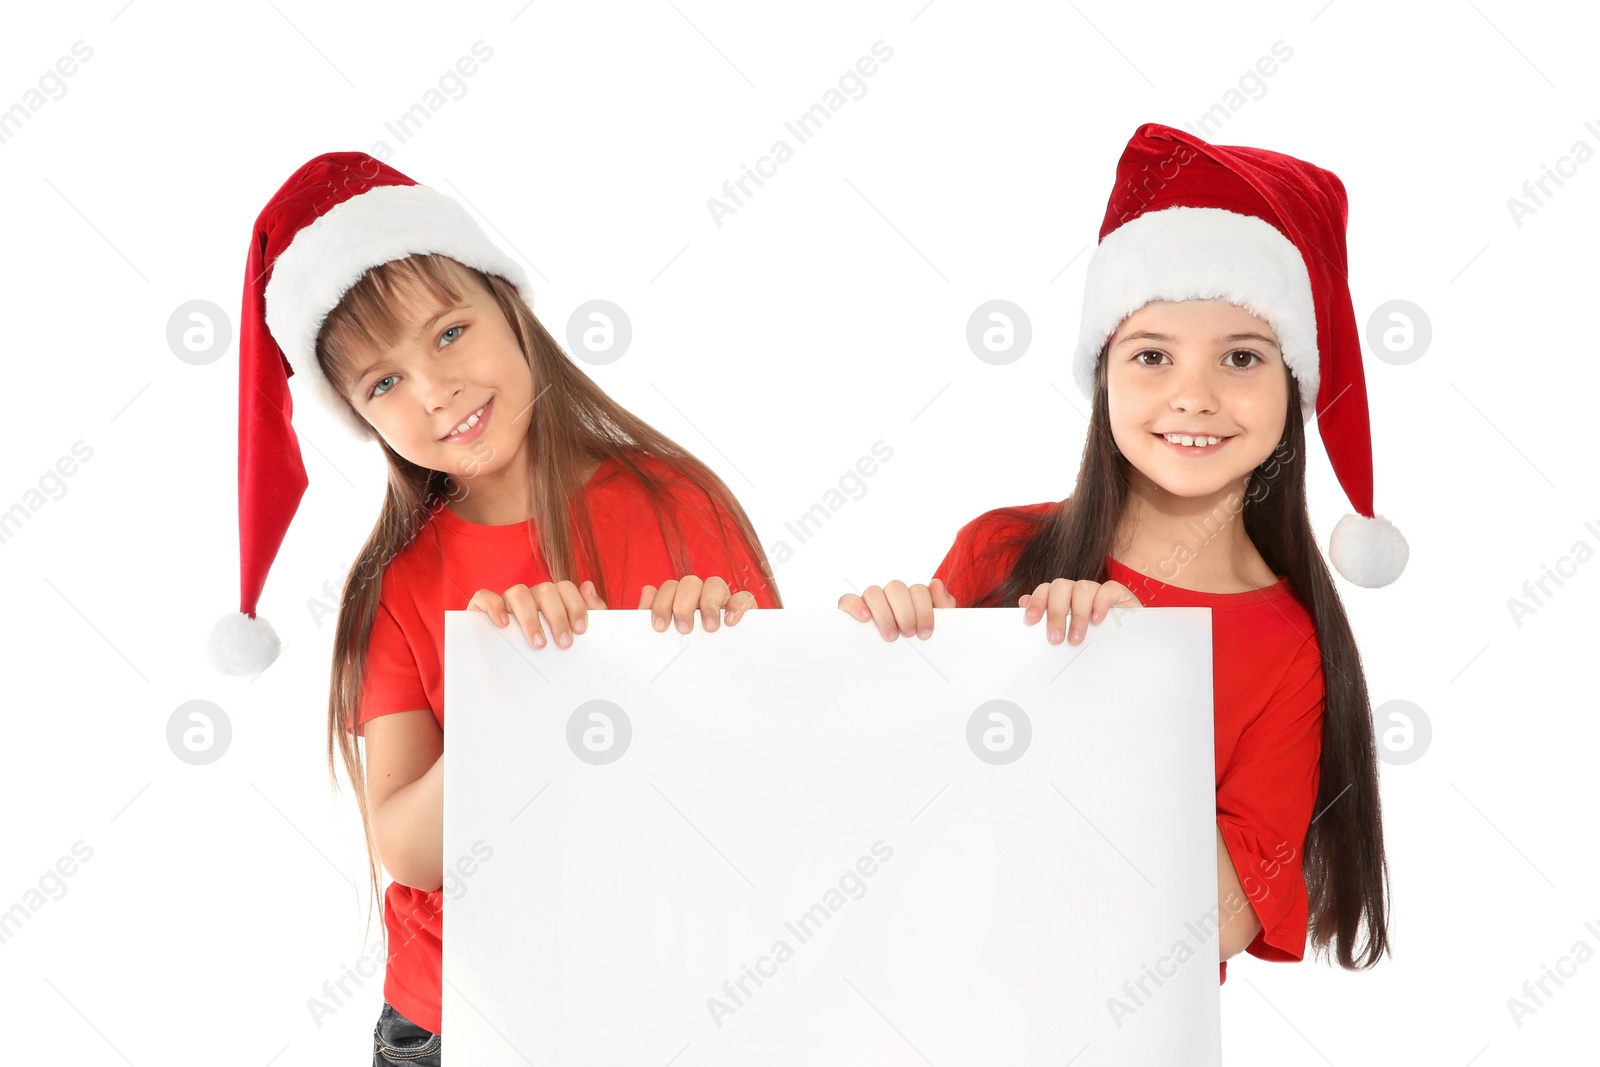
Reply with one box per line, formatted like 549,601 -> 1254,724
1020,578 -> 1141,645
639,575 -> 758,634
838,579 -> 957,641
467,580 -> 606,649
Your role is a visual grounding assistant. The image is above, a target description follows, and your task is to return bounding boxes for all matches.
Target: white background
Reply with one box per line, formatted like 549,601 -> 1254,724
0,0 -> 1596,1063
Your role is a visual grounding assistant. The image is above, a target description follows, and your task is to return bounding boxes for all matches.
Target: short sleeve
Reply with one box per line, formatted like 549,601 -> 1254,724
1215,634 -> 1325,963
931,515 -> 988,607
352,598 -> 431,736
933,506 -> 1045,607
671,484 -> 781,609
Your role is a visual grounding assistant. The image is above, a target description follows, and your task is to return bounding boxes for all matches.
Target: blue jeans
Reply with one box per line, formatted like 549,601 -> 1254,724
372,1001 -> 441,1066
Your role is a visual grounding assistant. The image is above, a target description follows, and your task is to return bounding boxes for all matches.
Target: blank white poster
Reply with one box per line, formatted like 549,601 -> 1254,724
442,606 -> 1220,1065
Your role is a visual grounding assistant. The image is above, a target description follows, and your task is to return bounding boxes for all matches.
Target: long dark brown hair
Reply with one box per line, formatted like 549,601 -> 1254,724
317,253 -> 783,941
970,344 -> 1390,973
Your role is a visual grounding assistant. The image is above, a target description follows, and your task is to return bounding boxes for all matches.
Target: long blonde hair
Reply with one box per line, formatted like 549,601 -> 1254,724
319,253 -> 783,939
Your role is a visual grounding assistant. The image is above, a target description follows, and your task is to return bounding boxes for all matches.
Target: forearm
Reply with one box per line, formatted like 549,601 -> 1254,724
1216,825 -> 1262,960
373,753 -> 444,891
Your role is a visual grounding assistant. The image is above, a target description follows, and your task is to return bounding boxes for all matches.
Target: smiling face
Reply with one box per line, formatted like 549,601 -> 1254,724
1104,298 -> 1290,506
339,264 -> 536,494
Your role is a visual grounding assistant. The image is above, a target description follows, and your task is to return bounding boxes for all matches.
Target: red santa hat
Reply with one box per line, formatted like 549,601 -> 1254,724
1073,122 -> 1407,589
207,151 -> 531,675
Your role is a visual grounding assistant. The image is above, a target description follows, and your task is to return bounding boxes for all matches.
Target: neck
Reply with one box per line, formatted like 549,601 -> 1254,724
1112,472 -> 1268,590
445,452 -> 605,526
446,445 -> 535,526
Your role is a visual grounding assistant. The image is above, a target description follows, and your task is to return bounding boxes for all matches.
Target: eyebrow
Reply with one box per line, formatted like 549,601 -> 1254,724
352,303 -> 469,387
414,303 -> 468,342
1115,330 -> 1281,349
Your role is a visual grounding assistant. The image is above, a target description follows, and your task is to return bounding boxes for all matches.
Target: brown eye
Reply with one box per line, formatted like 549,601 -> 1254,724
1227,350 -> 1262,369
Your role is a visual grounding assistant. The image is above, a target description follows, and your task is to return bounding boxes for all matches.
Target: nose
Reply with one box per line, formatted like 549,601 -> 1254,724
414,365 -> 464,413
1167,359 -> 1220,415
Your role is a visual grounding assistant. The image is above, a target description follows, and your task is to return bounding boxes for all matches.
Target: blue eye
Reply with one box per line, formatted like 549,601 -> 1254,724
366,325 -> 467,399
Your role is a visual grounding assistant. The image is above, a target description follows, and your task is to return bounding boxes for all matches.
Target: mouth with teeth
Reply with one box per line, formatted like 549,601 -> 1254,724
440,398 -> 492,443
1153,431 -> 1233,453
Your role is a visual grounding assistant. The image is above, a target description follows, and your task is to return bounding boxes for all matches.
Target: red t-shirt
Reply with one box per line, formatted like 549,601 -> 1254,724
348,453 -> 779,1035
932,501 -> 1325,987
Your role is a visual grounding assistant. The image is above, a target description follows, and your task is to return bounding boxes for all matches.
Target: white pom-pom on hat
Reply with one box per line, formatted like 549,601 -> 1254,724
1329,513 -> 1409,589
207,612 -> 284,676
